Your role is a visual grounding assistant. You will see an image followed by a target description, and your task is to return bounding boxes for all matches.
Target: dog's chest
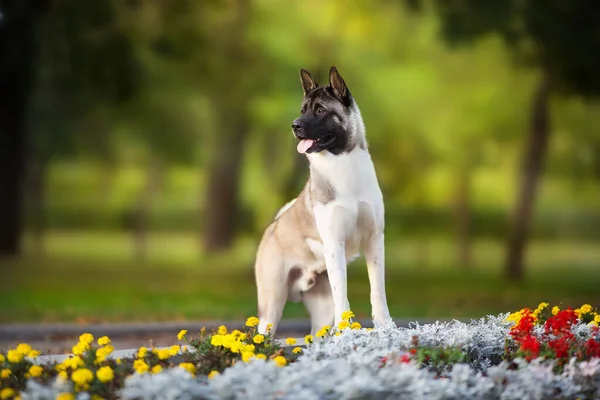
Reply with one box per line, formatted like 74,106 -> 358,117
307,150 -> 383,257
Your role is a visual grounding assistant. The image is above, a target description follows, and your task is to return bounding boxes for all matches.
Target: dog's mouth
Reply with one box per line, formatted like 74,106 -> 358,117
296,134 -> 335,154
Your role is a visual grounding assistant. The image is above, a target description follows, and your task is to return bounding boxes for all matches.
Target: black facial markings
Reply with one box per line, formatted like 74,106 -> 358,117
296,86 -> 357,155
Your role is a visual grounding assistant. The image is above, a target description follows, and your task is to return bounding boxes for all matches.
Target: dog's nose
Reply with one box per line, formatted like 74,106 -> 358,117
292,122 -> 301,132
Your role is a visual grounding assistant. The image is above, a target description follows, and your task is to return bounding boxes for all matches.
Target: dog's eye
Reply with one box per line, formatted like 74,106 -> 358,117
315,107 -> 326,115
301,106 -> 306,114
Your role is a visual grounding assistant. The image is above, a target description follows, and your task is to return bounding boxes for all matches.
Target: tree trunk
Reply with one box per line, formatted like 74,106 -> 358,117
24,155 -> 47,256
203,121 -> 247,252
0,0 -> 45,257
127,158 -> 163,263
505,72 -> 552,281
455,161 -> 472,269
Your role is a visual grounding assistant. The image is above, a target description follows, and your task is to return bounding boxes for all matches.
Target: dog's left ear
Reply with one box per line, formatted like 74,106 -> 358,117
328,66 -> 352,107
300,69 -> 319,96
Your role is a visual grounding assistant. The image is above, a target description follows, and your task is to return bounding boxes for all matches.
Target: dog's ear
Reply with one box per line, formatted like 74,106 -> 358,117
328,66 -> 352,107
300,69 -> 318,96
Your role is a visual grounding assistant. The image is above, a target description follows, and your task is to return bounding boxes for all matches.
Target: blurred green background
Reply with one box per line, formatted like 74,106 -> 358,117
1,0 -> 599,324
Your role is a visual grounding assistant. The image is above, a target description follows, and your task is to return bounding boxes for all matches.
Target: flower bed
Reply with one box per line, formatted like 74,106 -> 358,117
2,304 -> 600,399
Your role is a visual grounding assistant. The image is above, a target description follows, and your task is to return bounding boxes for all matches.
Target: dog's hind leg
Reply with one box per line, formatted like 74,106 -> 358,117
302,272 -> 335,335
255,256 -> 288,336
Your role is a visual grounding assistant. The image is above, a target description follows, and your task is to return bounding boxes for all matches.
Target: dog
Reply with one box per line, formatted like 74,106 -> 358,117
254,66 -> 391,335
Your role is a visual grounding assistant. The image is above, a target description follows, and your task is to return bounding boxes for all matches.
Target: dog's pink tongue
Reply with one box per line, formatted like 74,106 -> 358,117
297,139 -> 315,154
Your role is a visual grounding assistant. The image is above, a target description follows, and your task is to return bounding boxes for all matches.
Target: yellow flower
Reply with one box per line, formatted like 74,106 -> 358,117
211,335 -> 224,347
552,306 -> 560,315
266,323 -> 274,332
28,365 -> 43,378
366,328 -> 374,332
341,310 -> 355,321
285,338 -> 297,345
72,342 -> 89,356
16,343 -> 32,355
137,347 -> 148,358
316,328 -> 328,338
96,345 -> 114,360
7,349 -> 24,363
230,341 -> 242,353
0,388 -> 15,400
71,368 -> 94,385
0,354 -> 4,363
58,371 -> 68,380
177,330 -> 188,340
594,314 -> 600,324
292,347 -> 302,354
351,322 -> 362,330
253,334 -> 265,344
96,366 -> 114,383
207,370 -> 219,379
304,335 -> 313,344
133,359 -> 149,374
255,354 -> 267,360
62,356 -> 84,370
169,345 -> 181,356
245,317 -> 259,327
273,356 -> 287,367
97,336 -> 111,346
1,369 -> 11,378
338,321 -> 350,330
179,362 -> 196,376
218,325 -> 228,335
79,333 -> 94,345
116,358 -> 122,365
241,351 -> 255,362
56,394 -> 74,400
580,304 -> 593,315
27,350 -> 41,359
239,333 -> 248,341
182,346 -> 188,353
151,365 -> 163,374
157,349 -> 170,360
242,344 -> 255,353
223,334 -> 237,349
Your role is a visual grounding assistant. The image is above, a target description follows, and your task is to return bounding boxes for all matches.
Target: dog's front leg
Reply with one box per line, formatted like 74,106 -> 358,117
322,241 -> 350,326
316,205 -> 352,326
363,233 -> 391,324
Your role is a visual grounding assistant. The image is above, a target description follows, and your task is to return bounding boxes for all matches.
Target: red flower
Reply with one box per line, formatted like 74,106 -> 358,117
400,353 -> 411,363
544,309 -> 578,336
586,338 -> 600,358
519,335 -> 540,361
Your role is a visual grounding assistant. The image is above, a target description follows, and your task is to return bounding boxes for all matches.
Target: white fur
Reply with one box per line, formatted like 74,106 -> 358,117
307,147 -> 390,326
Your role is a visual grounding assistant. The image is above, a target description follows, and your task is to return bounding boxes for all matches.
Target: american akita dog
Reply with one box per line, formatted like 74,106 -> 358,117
254,66 -> 392,335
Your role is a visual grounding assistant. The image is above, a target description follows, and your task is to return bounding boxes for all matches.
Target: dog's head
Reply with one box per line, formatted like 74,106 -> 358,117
292,66 -> 364,155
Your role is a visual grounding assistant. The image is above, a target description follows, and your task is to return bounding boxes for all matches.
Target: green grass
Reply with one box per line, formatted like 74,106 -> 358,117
1,230 -> 599,323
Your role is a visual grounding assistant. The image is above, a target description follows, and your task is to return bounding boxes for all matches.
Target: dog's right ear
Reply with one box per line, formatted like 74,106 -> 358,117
300,69 -> 318,96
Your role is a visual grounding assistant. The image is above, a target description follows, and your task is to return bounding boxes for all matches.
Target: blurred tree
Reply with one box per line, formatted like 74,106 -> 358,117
427,0 -> 600,280
0,0 -> 47,257
23,0 -> 142,253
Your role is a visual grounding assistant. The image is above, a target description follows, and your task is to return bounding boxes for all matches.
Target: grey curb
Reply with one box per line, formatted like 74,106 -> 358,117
0,318 -> 461,341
